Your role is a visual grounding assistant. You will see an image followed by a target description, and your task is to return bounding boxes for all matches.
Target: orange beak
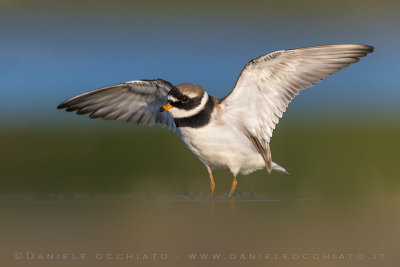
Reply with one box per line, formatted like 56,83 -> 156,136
158,102 -> 173,112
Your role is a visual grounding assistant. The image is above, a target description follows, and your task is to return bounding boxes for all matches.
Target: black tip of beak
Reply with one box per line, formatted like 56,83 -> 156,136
158,107 -> 165,112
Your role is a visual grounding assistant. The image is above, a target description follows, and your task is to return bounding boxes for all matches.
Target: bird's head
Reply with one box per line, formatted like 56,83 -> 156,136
158,83 -> 209,118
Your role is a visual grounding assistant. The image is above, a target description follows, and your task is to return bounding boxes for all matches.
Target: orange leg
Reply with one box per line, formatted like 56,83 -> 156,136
227,175 -> 237,199
207,167 -> 215,198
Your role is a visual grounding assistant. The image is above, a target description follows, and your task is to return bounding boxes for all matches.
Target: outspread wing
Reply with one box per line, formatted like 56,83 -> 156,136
221,44 -> 374,143
57,79 -> 176,130
220,44 -> 373,173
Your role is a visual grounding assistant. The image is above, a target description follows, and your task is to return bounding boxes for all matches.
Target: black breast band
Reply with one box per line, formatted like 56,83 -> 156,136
174,97 -> 215,128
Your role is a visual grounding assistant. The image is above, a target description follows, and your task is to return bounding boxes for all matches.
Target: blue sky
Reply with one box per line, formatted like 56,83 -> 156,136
1,1 -> 399,123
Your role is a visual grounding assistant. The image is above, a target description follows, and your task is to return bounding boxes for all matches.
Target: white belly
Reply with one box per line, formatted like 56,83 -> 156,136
177,120 -> 265,175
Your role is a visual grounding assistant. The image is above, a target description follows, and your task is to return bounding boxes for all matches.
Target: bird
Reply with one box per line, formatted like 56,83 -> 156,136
57,44 -> 374,199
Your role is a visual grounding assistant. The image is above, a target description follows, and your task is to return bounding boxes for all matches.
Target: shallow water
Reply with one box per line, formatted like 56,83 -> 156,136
1,195 -> 399,266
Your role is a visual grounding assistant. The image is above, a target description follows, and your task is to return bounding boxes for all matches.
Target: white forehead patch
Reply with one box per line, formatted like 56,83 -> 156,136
168,95 -> 179,102
169,93 -> 209,119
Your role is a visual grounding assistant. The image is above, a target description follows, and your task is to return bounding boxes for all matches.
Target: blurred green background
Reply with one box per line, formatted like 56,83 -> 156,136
1,119 -> 399,198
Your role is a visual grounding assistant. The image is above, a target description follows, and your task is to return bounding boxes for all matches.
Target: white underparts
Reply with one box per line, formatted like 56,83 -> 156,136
169,93 -> 209,119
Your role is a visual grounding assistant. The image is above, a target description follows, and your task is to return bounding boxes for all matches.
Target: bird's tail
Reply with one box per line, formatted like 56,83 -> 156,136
271,162 -> 290,176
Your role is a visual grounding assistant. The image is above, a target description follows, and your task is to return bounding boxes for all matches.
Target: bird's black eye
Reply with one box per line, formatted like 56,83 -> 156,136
181,96 -> 189,103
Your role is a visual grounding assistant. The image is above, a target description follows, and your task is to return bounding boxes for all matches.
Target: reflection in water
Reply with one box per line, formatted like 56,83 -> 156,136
0,195 -> 398,266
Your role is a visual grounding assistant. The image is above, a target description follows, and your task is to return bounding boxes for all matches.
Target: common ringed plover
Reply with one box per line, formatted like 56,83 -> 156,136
58,44 -> 374,199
